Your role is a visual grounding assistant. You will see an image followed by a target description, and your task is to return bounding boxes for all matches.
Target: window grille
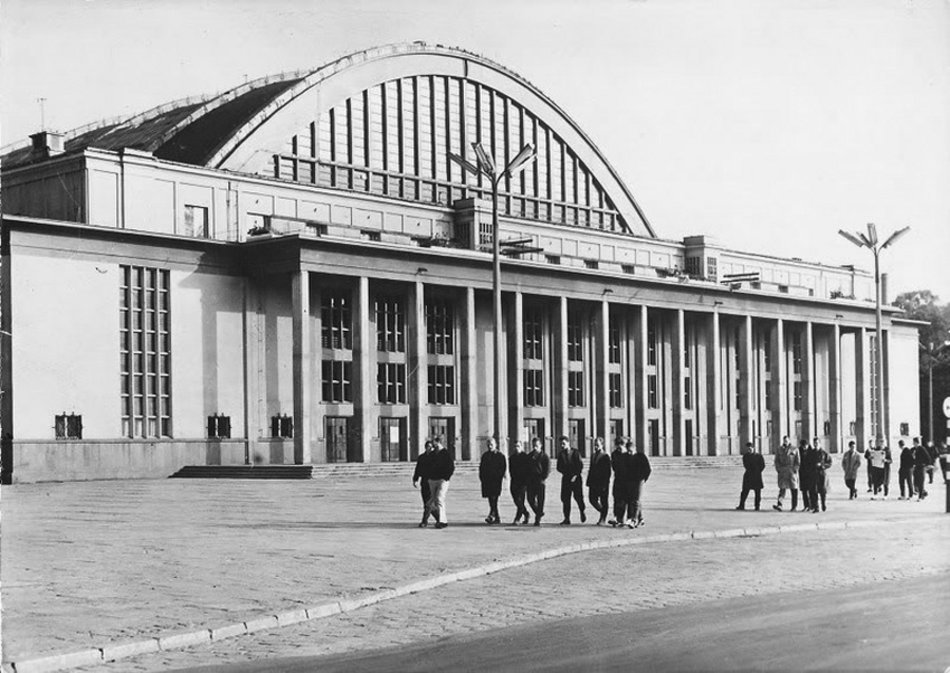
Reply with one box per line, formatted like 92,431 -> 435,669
55,413 -> 83,440
523,369 -> 544,407
567,317 -> 583,362
427,365 -> 456,404
523,311 -> 543,360
271,414 -> 294,439
377,363 -> 406,404
321,293 -> 352,350
426,300 -> 454,355
207,414 -> 232,439
322,360 -> 353,402
609,327 -> 621,364
375,297 -> 405,352
568,371 -> 584,407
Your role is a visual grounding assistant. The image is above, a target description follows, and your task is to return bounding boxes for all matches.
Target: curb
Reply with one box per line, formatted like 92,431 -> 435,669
7,514 -> 945,672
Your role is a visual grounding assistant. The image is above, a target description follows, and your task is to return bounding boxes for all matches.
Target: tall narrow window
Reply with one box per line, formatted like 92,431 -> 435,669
764,333 -> 772,372
647,374 -> 658,409
375,296 -> 405,352
322,360 -> 353,402
608,327 -> 621,364
426,300 -> 454,355
609,373 -> 622,408
321,293 -> 352,350
793,381 -> 802,411
427,365 -> 456,404
684,376 -> 692,410
792,332 -> 802,374
377,363 -> 406,404
120,265 -> 171,438
567,316 -> 582,361
568,371 -> 584,407
523,310 -> 543,360
524,369 -> 544,407
647,322 -> 657,366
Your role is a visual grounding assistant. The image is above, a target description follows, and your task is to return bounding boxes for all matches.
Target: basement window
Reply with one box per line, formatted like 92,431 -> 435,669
55,413 -> 83,440
207,414 -> 232,439
271,414 -> 294,439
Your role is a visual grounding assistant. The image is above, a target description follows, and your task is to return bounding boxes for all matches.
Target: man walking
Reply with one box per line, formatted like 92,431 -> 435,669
625,441 -> 652,528
814,438 -> 832,512
898,439 -> 915,500
799,439 -> 819,513
842,440 -> 862,499
412,440 -> 435,527
427,439 -> 454,529
526,437 -> 550,526
736,442 -> 765,511
772,436 -> 800,511
912,437 -> 931,501
587,437 -> 612,525
556,435 -> 586,524
508,440 -> 531,525
479,437 -> 507,524
609,437 -> 627,526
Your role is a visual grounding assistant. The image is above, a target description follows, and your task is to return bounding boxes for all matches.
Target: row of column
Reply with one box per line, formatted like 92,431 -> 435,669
280,270 -> 885,461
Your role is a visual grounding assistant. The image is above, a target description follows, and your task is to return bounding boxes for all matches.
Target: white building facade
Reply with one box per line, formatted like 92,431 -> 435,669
0,43 -> 920,483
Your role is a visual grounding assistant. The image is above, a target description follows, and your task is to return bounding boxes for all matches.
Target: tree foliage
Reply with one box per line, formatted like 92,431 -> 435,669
894,290 -> 950,372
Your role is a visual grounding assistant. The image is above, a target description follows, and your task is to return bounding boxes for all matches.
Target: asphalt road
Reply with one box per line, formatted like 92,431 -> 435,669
173,573 -> 950,673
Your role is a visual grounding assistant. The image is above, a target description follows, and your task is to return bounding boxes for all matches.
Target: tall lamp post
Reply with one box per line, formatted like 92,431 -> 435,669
450,142 -> 536,449
838,223 -> 910,446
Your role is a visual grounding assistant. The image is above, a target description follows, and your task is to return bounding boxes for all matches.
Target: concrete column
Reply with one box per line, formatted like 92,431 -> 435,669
855,327 -> 870,449
554,296 -> 569,441
705,309 -> 722,456
596,298 -> 611,441
291,271 -> 312,464
459,286 -> 477,461
507,291 -> 524,450
671,309 -> 686,456
634,305 -> 649,452
738,314 -> 754,449
802,321 -> 815,442
242,279 -> 261,465
829,323 -> 842,453
408,281 -> 426,460
770,318 -> 786,452
353,276 -> 373,462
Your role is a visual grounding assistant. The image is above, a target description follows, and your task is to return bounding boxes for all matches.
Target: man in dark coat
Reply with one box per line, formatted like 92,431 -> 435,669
586,437 -> 612,525
624,441 -> 652,528
427,439 -> 455,529
508,440 -> 531,525
412,440 -> 434,527
556,435 -> 586,525
912,437 -> 931,501
479,437 -> 507,524
814,438 -> 833,512
799,439 -> 820,513
609,437 -> 627,526
736,442 -> 765,511
526,437 -> 550,527
898,439 -> 915,499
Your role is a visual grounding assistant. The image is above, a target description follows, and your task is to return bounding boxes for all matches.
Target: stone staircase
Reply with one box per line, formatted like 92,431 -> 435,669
170,455 -> 743,479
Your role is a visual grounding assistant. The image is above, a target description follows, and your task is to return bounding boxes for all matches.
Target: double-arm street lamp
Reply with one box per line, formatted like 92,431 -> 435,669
838,223 -> 910,446
450,142 -> 536,448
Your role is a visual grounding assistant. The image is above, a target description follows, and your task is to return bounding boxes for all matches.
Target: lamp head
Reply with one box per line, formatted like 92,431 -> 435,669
881,226 -> 910,249
838,230 -> 867,248
472,142 -> 496,176
505,143 -> 536,176
448,151 -> 481,177
866,222 -> 879,246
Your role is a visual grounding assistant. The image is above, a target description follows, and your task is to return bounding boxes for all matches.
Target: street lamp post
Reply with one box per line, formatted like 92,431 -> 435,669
838,223 -> 910,447
450,142 -> 536,449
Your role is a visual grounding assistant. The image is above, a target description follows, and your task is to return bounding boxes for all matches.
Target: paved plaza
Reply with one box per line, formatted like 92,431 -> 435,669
2,462 -> 947,672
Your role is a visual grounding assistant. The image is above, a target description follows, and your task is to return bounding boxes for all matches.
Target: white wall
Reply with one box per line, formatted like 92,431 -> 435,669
888,329 -> 921,443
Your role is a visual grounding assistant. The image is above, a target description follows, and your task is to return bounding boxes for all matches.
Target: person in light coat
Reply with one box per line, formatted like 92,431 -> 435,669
772,436 -> 800,512
841,441 -> 863,500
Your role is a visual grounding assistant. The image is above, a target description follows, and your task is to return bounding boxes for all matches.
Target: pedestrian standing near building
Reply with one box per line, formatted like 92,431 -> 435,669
842,440 -> 862,499
479,437 -> 507,524
587,437 -> 611,525
412,440 -> 435,527
912,437 -> 931,501
427,439 -> 454,529
814,438 -> 832,512
526,437 -> 550,526
556,435 -> 587,525
508,440 -> 531,525
925,440 -> 938,485
868,442 -> 886,499
608,437 -> 627,526
799,439 -> 819,513
882,442 -> 893,499
865,440 -> 875,493
772,436 -> 800,511
736,442 -> 765,511
897,439 -> 914,500
625,441 -> 652,528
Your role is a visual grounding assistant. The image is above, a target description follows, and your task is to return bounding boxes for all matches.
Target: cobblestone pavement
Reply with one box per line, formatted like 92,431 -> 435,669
2,464 -> 946,667
76,518 -> 950,672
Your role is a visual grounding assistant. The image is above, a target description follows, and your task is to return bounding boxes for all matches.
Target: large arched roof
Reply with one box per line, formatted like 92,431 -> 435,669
2,42 -> 656,238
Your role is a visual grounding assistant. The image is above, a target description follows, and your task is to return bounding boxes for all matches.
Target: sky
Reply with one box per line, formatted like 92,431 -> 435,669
2,0 -> 948,301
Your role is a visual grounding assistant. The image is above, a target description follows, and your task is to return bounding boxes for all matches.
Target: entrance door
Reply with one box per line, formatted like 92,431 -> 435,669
685,419 -> 694,456
380,417 -> 407,462
649,419 -> 660,456
429,417 -> 455,457
326,417 -> 350,463
569,418 -> 585,457
524,418 -> 545,453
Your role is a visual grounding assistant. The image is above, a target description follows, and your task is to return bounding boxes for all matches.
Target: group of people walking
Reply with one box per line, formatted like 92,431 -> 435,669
412,435 -> 652,530
734,434 -> 941,514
